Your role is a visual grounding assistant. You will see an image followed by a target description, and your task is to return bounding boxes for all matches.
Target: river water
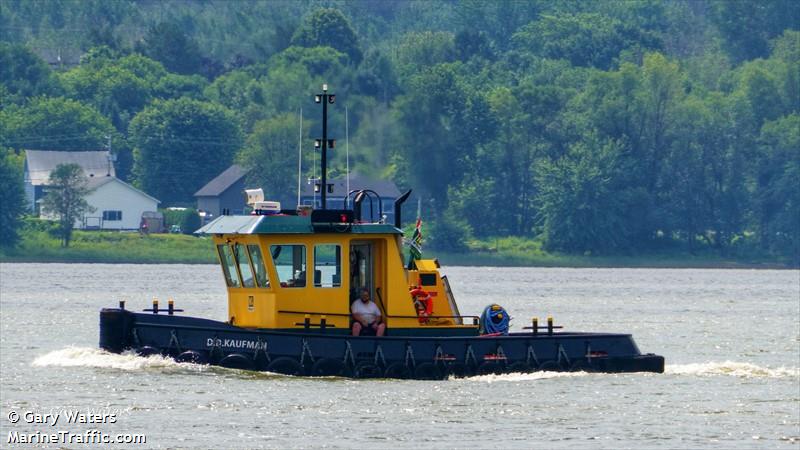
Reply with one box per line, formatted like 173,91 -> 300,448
0,263 -> 798,449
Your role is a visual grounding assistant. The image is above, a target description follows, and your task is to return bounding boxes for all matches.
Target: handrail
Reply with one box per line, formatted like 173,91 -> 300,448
375,287 -> 387,316
278,309 -> 480,326
279,310 -> 351,317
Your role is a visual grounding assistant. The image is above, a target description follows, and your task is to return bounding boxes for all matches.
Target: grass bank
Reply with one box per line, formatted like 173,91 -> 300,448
0,230 -> 215,264
0,230 -> 791,269
433,236 -> 792,269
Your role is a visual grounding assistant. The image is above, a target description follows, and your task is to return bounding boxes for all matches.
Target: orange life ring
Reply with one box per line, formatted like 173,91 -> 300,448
409,287 -> 433,322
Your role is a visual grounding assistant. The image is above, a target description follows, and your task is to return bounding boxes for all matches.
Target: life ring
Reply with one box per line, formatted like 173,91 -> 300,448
409,287 -> 433,323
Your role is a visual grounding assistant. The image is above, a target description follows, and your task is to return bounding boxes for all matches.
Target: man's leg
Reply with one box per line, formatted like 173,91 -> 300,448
352,322 -> 362,336
375,323 -> 386,337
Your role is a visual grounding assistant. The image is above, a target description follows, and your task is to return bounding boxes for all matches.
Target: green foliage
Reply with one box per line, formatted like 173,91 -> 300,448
755,114 -> 800,263
512,12 -> 661,69
1,0 -> 798,264
291,8 -> 362,64
1,229 -> 215,264
395,31 -> 456,78
162,208 -> 201,234
0,148 -> 26,247
39,163 -> 95,247
427,208 -> 472,253
135,22 -> 204,76
536,136 -> 644,254
711,0 -> 800,63
129,98 -> 242,205
237,113 -> 304,204
0,43 -> 61,107
0,97 -> 113,151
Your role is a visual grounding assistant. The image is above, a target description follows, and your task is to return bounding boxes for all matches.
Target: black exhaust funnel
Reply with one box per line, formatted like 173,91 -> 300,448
394,189 -> 412,229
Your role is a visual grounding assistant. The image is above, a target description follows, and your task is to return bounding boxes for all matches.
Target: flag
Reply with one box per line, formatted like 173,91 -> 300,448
409,217 -> 423,261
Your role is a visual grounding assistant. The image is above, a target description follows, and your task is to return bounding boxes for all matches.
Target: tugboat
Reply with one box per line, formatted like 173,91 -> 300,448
99,85 -> 664,379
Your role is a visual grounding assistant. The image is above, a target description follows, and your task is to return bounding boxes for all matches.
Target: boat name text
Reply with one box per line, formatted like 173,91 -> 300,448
206,338 -> 267,350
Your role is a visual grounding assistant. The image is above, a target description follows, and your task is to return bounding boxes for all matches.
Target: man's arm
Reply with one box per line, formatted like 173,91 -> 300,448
372,303 -> 382,324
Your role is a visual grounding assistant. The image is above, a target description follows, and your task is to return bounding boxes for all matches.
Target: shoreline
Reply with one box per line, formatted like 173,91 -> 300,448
1,230 -> 794,270
1,252 -> 794,270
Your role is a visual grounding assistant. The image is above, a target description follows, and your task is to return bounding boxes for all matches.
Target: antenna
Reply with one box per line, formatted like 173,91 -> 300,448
297,108 -> 302,208
346,106 -> 350,198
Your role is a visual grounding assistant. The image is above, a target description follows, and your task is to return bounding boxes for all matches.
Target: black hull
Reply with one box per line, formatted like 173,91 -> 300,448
100,308 -> 664,379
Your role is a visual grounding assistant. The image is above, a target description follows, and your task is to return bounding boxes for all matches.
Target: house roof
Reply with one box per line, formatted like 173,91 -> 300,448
194,164 -> 247,197
300,173 -> 401,198
25,150 -> 115,186
85,176 -> 160,204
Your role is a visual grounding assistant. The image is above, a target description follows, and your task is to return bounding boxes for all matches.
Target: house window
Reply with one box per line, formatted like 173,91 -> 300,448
314,244 -> 341,288
103,210 -> 122,221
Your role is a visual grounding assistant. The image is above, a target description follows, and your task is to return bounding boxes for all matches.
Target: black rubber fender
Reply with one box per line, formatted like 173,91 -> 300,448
444,362 -> 471,378
354,362 -> 382,378
136,346 -> 160,357
477,361 -> 504,375
538,360 -> 561,372
506,361 -> 532,373
413,362 -> 443,380
383,363 -> 411,379
176,350 -> 207,364
310,358 -> 347,377
219,353 -> 253,370
266,357 -> 303,376
570,359 -> 596,372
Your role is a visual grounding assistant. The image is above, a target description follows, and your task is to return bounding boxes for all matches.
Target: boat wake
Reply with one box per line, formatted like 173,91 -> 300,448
456,371 -> 589,383
666,361 -> 799,379
32,347 -> 194,372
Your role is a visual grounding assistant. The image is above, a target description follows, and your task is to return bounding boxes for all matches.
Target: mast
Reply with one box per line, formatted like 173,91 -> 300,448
314,84 -> 335,209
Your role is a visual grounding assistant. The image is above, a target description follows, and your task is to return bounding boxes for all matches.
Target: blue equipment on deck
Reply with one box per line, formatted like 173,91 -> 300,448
479,304 -> 510,335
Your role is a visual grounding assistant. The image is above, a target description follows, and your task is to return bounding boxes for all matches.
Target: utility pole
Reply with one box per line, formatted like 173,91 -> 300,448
105,134 -> 112,176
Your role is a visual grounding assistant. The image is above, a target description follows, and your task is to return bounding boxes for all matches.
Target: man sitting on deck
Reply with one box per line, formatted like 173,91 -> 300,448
351,288 -> 386,337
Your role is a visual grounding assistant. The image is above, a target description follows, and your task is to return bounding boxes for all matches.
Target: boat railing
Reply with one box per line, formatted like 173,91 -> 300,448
278,310 -> 480,326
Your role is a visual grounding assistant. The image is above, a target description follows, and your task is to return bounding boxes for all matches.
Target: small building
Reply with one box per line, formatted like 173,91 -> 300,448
80,177 -> 160,230
194,164 -> 247,218
24,150 -> 116,213
299,174 -> 401,223
24,149 -> 160,230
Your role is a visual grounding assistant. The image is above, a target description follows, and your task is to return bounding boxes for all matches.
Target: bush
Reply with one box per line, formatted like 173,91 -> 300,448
162,208 -> 201,234
427,208 -> 472,252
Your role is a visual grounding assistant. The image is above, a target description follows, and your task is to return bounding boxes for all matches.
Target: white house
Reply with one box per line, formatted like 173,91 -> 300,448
24,150 -> 160,230
24,150 -> 116,213
80,177 -> 159,230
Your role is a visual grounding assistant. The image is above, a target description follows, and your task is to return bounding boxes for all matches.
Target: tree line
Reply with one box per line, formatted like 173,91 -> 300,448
1,1 -> 798,263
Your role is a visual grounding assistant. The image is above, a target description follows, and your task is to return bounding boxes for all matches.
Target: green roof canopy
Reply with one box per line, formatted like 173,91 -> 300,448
195,215 -> 402,235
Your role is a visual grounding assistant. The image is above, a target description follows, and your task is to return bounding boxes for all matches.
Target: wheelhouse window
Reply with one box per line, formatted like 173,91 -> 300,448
217,244 -> 240,288
234,244 -> 255,288
270,244 -> 306,287
247,244 -> 269,288
314,244 -> 341,288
